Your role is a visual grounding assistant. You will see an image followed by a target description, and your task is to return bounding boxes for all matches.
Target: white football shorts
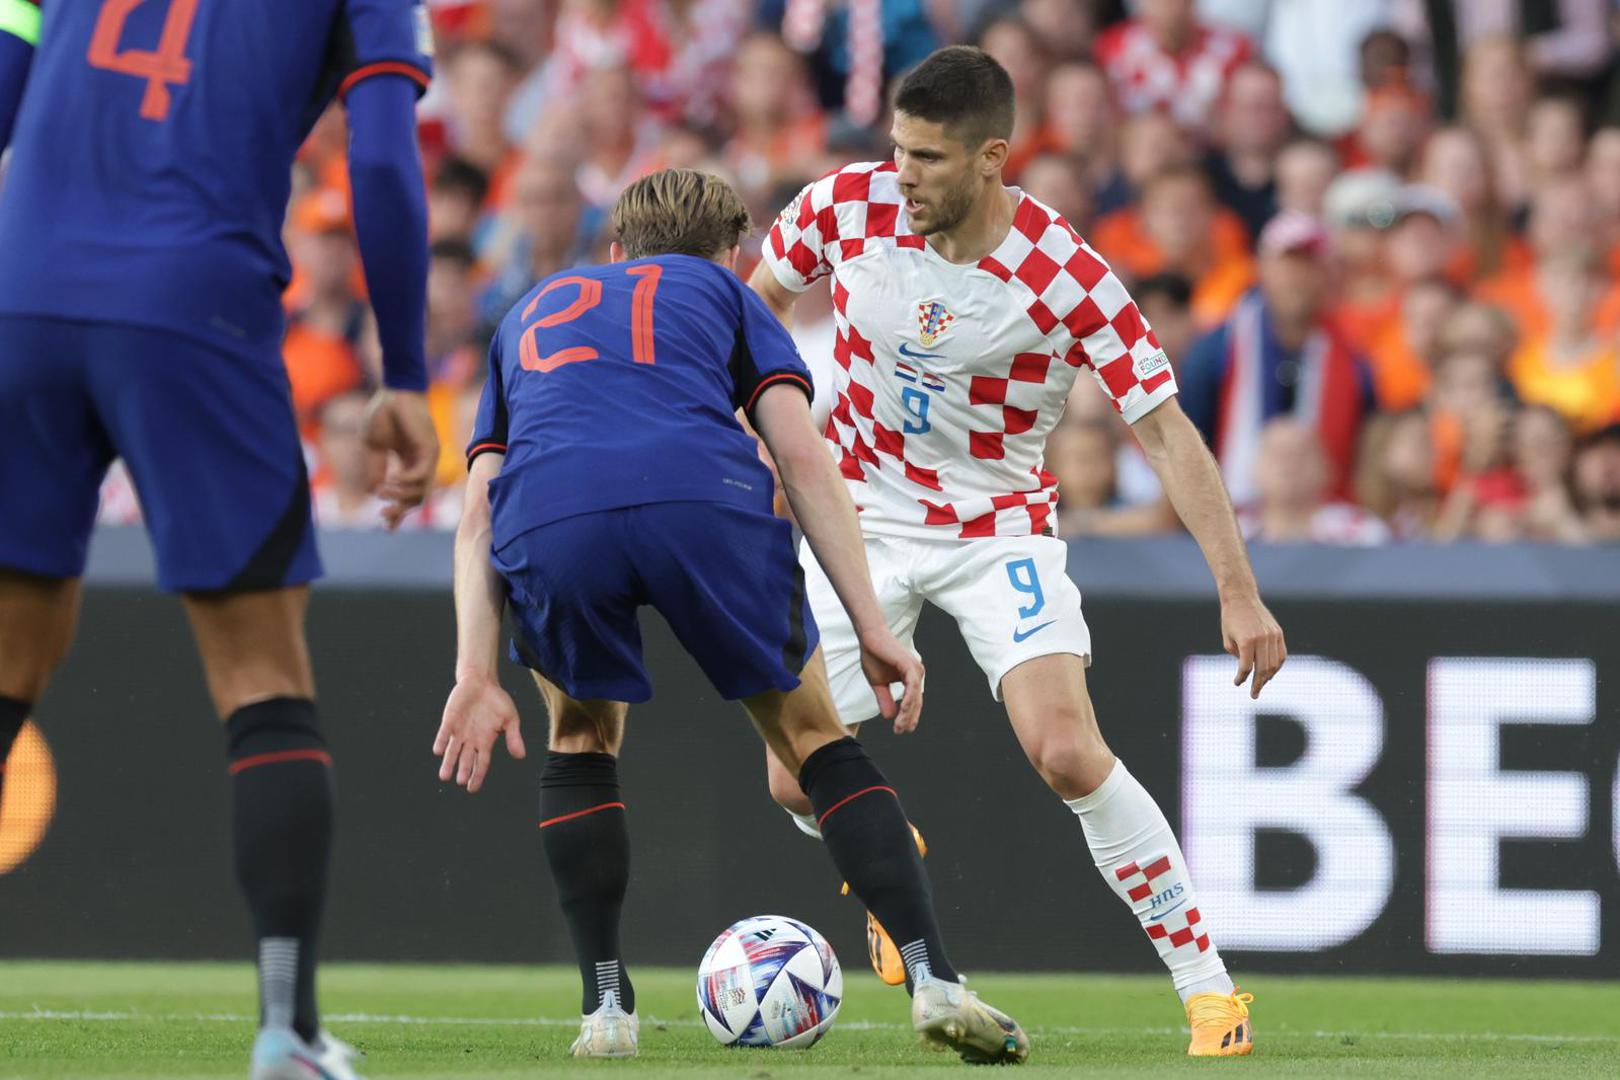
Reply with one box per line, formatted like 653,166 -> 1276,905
800,532 -> 1092,726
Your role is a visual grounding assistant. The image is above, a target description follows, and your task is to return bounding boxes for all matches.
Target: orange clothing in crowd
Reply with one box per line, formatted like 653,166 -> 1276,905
1358,311 -> 1432,411
1476,266 -> 1620,340
1003,128 -> 1047,184
1443,234 -> 1532,286
1430,409 -> 1465,493
1508,336 -> 1620,434
1088,206 -> 1253,325
283,317 -> 364,429
483,149 -> 523,212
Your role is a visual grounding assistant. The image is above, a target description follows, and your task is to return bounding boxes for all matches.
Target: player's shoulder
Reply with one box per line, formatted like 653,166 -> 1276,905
797,161 -> 900,209
980,193 -> 1120,300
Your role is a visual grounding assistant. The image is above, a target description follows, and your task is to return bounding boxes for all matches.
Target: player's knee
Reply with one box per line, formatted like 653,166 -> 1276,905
548,704 -> 622,755
1026,730 -> 1112,801
225,696 -> 327,762
0,656 -> 62,704
766,753 -> 812,815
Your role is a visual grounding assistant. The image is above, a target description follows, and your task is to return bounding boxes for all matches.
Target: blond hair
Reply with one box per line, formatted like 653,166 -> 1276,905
610,169 -> 752,260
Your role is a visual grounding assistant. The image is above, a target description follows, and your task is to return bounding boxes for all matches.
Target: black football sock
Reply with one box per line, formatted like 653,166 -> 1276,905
226,697 -> 332,1044
0,695 -> 29,809
799,737 -> 958,992
540,751 -> 634,1014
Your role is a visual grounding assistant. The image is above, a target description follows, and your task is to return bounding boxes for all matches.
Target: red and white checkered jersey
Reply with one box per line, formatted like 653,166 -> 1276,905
763,161 -> 1176,540
1094,20 -> 1252,132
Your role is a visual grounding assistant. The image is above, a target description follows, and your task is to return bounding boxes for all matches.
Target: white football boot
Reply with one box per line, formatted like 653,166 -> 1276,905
911,975 -> 1029,1064
249,1026 -> 365,1079
569,990 -> 639,1058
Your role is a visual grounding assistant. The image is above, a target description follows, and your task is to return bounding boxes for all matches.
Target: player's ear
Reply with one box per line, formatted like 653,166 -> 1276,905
980,137 -> 1010,177
609,241 -> 626,264
717,245 -> 740,271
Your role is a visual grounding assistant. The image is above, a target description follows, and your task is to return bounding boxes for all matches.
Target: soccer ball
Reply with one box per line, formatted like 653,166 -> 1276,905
696,915 -> 843,1048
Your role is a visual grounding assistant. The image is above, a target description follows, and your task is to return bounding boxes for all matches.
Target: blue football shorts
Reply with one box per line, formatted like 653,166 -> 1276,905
496,501 -> 819,703
0,315 -> 320,591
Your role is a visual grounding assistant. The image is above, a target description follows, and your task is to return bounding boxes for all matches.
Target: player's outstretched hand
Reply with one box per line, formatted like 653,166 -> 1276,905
1222,593 -> 1287,699
858,629 -> 924,735
363,388 -> 440,530
434,673 -> 526,794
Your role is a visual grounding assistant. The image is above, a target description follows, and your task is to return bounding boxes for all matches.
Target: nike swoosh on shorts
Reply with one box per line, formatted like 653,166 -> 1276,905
1011,620 -> 1056,643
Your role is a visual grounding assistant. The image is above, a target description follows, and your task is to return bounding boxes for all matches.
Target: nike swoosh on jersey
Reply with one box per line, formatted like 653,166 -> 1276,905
1011,620 -> 1056,643
897,342 -> 945,360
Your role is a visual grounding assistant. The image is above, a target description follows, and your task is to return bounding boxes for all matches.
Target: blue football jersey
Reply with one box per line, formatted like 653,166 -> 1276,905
0,0 -> 432,355
469,254 -> 814,551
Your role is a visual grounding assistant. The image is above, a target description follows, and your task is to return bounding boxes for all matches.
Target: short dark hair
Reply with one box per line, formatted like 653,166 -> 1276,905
1134,272 -> 1193,310
894,46 -> 1015,147
432,156 -> 490,204
429,237 -> 476,270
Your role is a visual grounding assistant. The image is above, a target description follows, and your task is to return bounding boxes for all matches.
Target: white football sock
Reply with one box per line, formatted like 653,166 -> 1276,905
1065,759 -> 1233,1003
786,807 -> 822,840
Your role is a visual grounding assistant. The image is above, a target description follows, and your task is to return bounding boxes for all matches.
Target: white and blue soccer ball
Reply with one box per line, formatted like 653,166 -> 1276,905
696,915 -> 843,1049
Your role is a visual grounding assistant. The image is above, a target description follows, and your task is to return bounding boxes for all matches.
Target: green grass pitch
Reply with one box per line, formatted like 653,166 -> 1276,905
2,962 -> 1617,1078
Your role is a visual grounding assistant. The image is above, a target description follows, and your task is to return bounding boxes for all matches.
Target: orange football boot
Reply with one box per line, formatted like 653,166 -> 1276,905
841,824 -> 927,985
1185,989 -> 1254,1056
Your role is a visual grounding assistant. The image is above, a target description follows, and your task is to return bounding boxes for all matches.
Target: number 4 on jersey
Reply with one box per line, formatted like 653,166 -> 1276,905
88,0 -> 200,122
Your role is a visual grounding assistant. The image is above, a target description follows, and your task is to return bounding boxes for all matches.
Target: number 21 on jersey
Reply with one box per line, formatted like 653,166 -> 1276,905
88,0 -> 200,122
519,265 -> 661,373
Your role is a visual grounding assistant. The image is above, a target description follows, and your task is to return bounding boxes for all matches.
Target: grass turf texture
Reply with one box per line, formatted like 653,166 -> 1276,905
2,963 -> 1617,1078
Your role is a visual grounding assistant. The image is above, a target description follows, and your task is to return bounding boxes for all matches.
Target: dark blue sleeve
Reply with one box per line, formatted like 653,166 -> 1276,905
345,75 -> 428,391
731,275 -> 812,418
337,0 -> 434,99
466,333 -> 508,464
1177,325 -> 1230,447
0,8 -> 36,151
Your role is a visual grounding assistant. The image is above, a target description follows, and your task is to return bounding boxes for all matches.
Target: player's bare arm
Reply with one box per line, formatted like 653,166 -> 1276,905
435,450 -> 526,792
751,383 -> 923,734
1132,397 -> 1286,698
748,259 -> 799,330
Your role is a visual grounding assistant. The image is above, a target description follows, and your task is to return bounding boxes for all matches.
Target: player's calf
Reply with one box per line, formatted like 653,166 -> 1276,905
797,736 -> 957,991
765,743 -> 822,838
539,749 -> 635,1018
0,570 -> 81,705
227,697 -> 333,1044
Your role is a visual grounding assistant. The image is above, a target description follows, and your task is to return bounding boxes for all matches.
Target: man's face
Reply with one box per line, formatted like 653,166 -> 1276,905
1574,442 -> 1620,533
1259,248 -> 1329,323
301,231 -> 356,298
428,257 -> 475,340
731,35 -> 796,122
1141,0 -> 1195,45
319,395 -> 371,492
1255,420 -> 1326,509
1222,67 -> 1288,155
517,164 -> 583,254
1141,176 -> 1212,264
892,111 -> 991,237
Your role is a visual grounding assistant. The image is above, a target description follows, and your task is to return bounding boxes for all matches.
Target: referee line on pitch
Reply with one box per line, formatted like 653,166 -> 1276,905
1,1009 -> 1617,1044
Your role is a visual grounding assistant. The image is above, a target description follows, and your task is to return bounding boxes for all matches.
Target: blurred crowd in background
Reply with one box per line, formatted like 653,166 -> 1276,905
96,0 -> 1620,543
